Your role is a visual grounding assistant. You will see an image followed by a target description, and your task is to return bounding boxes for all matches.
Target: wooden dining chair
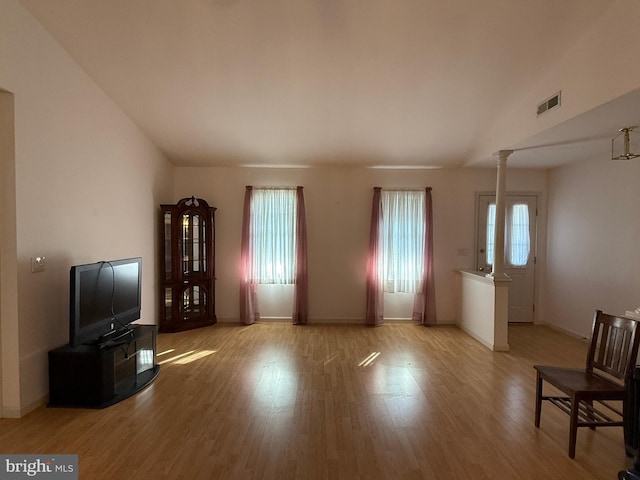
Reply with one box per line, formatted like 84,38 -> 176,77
534,310 -> 640,459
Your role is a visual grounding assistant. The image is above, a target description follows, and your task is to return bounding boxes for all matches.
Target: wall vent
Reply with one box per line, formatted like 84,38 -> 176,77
537,91 -> 561,116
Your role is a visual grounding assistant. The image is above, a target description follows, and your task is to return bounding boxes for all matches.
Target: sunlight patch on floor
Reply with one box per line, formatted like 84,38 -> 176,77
358,352 -> 381,367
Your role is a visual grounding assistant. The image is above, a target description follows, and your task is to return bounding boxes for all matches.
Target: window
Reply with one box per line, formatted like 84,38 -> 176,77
240,185 -> 308,325
380,190 -> 425,293
249,188 -> 297,284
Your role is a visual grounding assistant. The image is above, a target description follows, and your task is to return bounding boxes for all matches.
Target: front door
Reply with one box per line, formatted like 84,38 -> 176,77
477,194 -> 537,323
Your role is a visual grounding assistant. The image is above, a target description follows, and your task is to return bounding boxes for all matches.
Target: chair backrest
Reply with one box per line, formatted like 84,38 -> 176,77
587,310 -> 640,385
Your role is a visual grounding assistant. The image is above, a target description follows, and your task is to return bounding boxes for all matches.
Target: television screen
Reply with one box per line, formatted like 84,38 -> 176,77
70,257 -> 142,346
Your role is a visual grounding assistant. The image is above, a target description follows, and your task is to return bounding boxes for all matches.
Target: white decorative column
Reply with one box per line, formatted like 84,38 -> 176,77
488,149 -> 512,280
454,149 -> 513,351
478,149 -> 512,351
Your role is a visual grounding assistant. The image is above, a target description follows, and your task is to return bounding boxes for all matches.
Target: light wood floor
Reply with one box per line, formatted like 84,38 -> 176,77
0,323 -> 635,479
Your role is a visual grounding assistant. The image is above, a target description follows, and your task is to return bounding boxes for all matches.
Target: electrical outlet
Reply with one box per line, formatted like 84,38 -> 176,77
31,256 -> 46,273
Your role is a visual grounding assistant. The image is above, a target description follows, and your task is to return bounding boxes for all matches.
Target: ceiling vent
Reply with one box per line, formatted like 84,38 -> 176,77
537,91 -> 561,116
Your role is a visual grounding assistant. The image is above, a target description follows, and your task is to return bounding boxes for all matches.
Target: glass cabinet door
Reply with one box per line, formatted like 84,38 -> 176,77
181,212 -> 207,276
163,211 -> 172,281
163,287 -> 173,321
180,285 -> 207,320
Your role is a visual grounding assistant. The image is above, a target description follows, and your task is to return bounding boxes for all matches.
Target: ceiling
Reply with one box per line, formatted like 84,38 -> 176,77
19,0 -> 640,169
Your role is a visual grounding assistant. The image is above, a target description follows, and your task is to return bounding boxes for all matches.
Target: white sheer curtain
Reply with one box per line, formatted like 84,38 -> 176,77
486,203 -> 496,266
381,190 -> 425,293
507,203 -> 530,267
250,188 -> 297,284
486,202 -> 530,268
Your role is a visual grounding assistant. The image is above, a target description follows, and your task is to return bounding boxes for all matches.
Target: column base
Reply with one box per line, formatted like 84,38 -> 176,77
485,272 -> 512,282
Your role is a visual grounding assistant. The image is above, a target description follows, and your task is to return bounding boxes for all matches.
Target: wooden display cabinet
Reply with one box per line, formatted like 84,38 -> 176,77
159,197 -> 217,332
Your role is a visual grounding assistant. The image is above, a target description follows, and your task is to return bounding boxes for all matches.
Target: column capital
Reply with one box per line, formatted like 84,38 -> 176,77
494,149 -> 514,163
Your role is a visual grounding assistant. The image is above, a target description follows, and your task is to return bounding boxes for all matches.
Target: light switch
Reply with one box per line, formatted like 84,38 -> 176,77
31,256 -> 46,273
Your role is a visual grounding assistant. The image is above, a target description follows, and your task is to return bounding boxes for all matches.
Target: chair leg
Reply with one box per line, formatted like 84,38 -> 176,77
535,373 -> 543,428
569,395 -> 579,459
586,400 -> 596,430
623,398 -> 633,457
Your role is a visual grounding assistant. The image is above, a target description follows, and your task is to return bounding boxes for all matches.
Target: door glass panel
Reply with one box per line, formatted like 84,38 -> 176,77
485,202 -> 530,267
509,203 -> 530,267
486,203 -> 496,265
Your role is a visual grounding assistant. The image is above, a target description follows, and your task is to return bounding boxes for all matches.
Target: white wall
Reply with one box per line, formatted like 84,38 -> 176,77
545,157 -> 640,338
0,0 -> 174,416
174,165 -> 547,324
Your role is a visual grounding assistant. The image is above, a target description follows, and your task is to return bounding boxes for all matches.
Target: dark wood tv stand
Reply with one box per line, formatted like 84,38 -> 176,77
48,324 -> 159,408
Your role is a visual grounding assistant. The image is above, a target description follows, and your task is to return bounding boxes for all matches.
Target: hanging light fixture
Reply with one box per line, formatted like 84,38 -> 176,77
611,126 -> 640,160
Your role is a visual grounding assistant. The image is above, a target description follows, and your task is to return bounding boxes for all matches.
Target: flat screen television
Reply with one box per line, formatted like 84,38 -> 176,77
69,257 -> 142,347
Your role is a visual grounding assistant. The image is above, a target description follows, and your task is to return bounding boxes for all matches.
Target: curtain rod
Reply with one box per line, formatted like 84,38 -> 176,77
377,187 -> 432,192
247,186 -> 301,190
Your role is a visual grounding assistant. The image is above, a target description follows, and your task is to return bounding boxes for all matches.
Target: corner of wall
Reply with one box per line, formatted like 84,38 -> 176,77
0,89 -> 21,417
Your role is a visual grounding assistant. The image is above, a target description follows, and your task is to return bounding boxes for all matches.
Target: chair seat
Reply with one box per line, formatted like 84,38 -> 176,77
535,365 -> 625,398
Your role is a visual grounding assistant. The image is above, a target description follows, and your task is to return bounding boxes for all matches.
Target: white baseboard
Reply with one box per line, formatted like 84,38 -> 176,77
541,322 -> 589,341
456,324 -> 510,352
1,393 -> 47,419
1,406 -> 22,419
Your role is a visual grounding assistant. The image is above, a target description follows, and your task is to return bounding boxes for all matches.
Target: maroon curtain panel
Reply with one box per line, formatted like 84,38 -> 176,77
239,186 -> 259,325
412,187 -> 437,326
292,186 -> 309,324
365,187 -> 384,326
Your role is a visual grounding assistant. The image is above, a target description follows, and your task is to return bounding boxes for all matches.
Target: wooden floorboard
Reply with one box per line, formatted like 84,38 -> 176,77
0,323 -> 635,479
